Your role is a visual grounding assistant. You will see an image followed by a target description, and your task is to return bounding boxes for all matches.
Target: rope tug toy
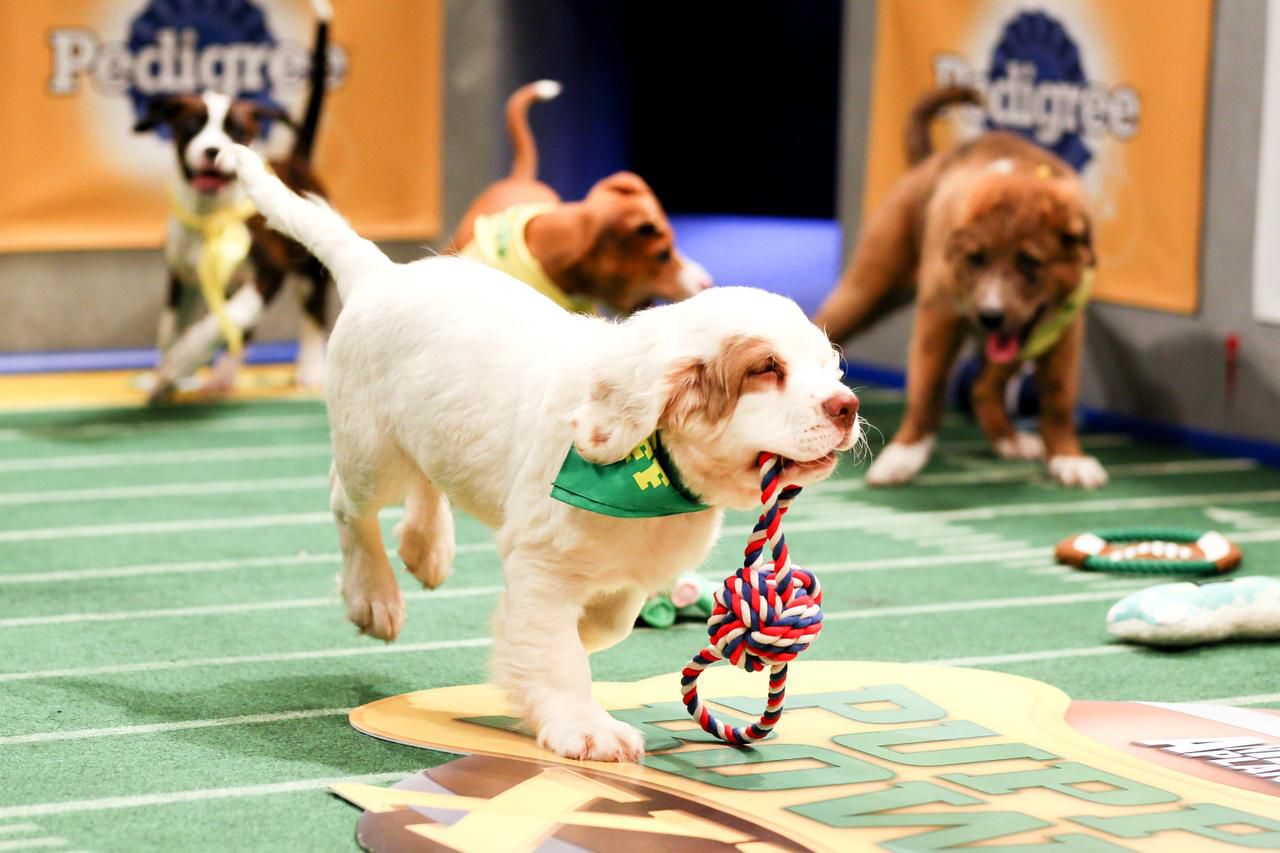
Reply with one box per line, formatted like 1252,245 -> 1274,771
1055,528 -> 1242,576
681,452 -> 824,745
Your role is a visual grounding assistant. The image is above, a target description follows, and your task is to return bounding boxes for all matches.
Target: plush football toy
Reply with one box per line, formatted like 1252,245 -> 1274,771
1106,576 -> 1280,647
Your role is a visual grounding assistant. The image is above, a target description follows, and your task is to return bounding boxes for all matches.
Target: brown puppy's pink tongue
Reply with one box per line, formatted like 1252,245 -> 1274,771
985,332 -> 1019,364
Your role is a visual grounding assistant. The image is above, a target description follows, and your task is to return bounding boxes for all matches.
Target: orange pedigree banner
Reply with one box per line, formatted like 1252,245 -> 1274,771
865,1 -> 1213,315
0,0 -> 442,253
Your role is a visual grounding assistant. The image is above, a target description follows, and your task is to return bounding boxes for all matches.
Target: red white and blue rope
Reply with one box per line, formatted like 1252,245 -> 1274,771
680,452 -> 824,745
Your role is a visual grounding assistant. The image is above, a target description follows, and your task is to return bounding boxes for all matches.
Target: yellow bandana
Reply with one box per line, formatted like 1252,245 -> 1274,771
1019,268 -> 1094,361
169,193 -> 258,355
458,203 -> 596,315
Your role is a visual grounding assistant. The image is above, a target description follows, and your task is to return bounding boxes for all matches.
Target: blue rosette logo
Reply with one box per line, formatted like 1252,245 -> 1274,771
933,10 -> 1141,171
47,0 -> 341,137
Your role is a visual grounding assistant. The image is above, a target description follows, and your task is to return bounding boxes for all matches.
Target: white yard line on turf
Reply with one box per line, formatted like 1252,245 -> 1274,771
806,458 -> 1259,496
0,708 -> 353,746
0,585 -> 505,628
0,829 -> 39,837
0,443 -> 330,473
0,543 -> 495,585
0,476 -> 329,507
0,413 -> 328,443
8,487 -> 1280,548
766,488 -> 1280,534
0,771 -> 412,821
1201,692 -> 1280,707
0,838 -> 66,851
935,433 -> 1133,455
0,637 -> 493,683
925,644 -> 1130,668
822,589 -> 1132,621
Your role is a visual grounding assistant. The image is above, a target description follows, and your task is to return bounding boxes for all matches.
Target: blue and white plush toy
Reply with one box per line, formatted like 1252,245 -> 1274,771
1106,576 -> 1280,647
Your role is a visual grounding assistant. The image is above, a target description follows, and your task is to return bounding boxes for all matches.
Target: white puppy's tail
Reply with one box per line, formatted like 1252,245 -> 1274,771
216,144 -> 387,301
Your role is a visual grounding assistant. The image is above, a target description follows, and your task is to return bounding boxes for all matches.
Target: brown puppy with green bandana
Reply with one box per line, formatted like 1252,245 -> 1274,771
815,86 -> 1105,489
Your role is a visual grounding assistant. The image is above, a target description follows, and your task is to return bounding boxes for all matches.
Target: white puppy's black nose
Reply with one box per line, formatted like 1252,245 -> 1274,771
978,310 -> 1005,330
823,391 -> 859,430
203,146 -> 220,161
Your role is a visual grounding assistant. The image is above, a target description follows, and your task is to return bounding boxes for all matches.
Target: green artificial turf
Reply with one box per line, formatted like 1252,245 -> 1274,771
0,392 -> 1277,851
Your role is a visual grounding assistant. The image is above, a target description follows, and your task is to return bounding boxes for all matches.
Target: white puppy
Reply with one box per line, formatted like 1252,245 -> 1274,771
218,144 -> 862,762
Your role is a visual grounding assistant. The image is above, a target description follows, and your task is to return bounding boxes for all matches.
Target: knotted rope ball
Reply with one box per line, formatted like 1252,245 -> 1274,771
681,452 -> 824,745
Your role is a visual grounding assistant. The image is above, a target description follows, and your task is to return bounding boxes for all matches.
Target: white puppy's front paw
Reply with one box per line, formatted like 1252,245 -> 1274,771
538,710 -> 645,762
994,431 -> 1045,460
866,437 -> 935,486
340,571 -> 405,641
1048,455 -> 1109,490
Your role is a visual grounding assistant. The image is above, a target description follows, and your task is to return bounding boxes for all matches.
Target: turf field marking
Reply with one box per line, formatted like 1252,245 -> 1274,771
0,476 -> 329,507
774,488 -> 1280,533
0,637 -> 493,683
0,585 -> 505,628
0,829 -> 39,837
926,644 -> 1131,668
0,443 -> 330,473
1211,692 -> 1280,707
0,771 -> 411,821
0,838 -> 67,851
0,544 -> 495,585
9,488 -> 1278,546
0,412 -> 328,443
806,457 -> 1259,496
824,589 -> 1144,621
0,708 -> 353,746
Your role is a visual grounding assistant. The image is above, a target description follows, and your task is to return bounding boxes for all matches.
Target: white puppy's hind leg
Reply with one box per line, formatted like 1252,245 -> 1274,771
296,312 -> 327,389
331,461 -> 406,641
396,471 -> 455,589
492,559 -> 645,762
866,435 -> 936,486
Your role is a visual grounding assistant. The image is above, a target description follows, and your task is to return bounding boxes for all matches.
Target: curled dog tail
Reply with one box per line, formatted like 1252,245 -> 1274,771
217,145 -> 388,302
291,0 -> 332,162
505,79 -> 561,181
906,85 -> 984,164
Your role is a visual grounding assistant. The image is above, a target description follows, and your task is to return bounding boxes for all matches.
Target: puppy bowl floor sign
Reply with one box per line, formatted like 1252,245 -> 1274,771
337,662 -> 1280,851
864,1 -> 1213,315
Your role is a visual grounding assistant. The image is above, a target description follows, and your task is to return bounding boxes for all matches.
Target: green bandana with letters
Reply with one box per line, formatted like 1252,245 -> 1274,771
550,433 -> 710,518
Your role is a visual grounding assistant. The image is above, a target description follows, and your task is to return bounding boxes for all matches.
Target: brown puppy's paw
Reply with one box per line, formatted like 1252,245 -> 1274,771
994,431 -> 1045,461
1048,455 -> 1108,490
865,437 -> 935,486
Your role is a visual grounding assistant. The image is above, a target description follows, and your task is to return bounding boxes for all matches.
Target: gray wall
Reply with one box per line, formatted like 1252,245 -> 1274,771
836,0 -> 1280,445
0,0 -> 515,352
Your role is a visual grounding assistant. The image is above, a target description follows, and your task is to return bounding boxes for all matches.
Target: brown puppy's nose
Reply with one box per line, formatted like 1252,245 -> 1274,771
823,391 -> 859,429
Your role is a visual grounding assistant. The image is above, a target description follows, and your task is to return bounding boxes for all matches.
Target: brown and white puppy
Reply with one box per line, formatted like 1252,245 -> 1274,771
452,81 -> 711,314
815,86 -> 1107,489
133,0 -> 332,402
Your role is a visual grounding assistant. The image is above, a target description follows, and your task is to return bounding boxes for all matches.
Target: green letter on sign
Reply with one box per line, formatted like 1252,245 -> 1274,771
644,743 -> 892,791
944,761 -> 1177,806
837,719 -> 1057,767
717,685 -> 946,724
791,780 -> 1051,850
1073,804 -> 1280,847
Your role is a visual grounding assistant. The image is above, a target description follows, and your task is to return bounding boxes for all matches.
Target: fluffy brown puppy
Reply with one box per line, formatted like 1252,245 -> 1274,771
451,81 -> 711,315
815,86 -> 1107,489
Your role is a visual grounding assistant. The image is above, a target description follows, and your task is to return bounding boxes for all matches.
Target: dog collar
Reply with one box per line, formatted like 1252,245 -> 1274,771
1019,267 -> 1094,361
170,192 -> 258,356
458,203 -> 597,315
551,432 -> 710,518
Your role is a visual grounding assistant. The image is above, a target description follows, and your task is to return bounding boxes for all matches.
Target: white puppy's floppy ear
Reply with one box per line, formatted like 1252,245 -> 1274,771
570,320 -> 673,464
